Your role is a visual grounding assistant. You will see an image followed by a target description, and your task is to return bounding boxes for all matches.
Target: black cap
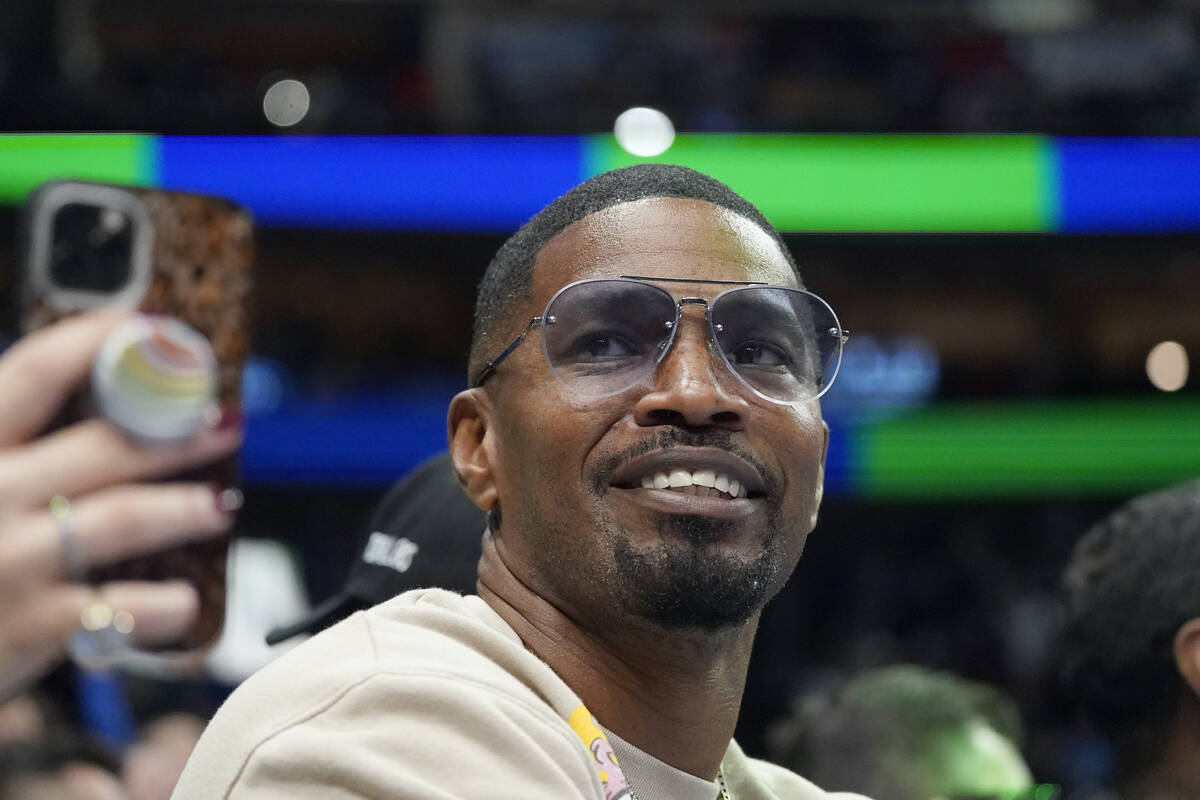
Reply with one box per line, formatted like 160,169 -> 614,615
266,451 -> 485,644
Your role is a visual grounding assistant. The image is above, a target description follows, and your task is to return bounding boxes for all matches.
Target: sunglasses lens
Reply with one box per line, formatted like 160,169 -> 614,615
710,286 -> 843,403
541,280 -> 677,396
538,279 -> 844,403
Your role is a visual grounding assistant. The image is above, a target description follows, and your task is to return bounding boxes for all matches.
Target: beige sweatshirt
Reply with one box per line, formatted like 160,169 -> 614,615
173,589 -> 859,800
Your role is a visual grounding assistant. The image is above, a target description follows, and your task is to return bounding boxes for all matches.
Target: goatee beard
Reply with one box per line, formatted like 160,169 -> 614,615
611,515 -> 782,631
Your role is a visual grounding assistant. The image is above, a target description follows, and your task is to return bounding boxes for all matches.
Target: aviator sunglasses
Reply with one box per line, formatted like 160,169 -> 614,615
474,275 -> 850,405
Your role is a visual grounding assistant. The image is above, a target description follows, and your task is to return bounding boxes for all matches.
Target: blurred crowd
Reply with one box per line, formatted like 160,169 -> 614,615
3,1 -> 1200,136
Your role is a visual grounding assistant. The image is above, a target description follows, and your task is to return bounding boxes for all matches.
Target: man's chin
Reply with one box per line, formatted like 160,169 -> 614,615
610,524 -> 781,632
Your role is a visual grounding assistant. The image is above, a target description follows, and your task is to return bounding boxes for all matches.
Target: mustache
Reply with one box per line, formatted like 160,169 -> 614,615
593,428 -> 780,496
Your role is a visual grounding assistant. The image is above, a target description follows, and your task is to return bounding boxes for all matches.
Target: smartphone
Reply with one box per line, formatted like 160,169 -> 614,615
17,179 -> 254,652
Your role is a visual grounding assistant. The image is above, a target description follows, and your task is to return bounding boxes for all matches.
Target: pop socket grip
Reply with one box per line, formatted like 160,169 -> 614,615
92,315 -> 218,445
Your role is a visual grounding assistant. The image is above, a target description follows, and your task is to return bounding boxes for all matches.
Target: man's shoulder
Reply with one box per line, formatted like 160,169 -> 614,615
214,588 -> 576,728
231,589 -> 539,713
725,739 -> 873,800
361,588 -> 526,672
174,589 -> 599,799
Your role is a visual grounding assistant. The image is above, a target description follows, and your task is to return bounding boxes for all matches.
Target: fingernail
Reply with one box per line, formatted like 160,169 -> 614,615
214,487 -> 244,513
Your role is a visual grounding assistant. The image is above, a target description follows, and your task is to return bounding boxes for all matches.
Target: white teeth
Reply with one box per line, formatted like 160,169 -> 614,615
668,469 -> 692,487
636,469 -> 745,499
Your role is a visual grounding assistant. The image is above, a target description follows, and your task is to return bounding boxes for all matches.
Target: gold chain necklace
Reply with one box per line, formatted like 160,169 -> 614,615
628,766 -> 731,800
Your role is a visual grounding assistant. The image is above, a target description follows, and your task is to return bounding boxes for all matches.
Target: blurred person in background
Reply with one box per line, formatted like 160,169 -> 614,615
766,664 -> 1034,800
1060,478 -> 1200,800
0,692 -> 50,745
176,163 -> 861,799
0,729 -> 127,800
264,449 -> 484,645
1,689 -> 203,800
0,311 -> 243,704
121,713 -> 206,800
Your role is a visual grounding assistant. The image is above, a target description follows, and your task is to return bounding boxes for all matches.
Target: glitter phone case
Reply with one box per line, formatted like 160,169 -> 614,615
18,179 -> 254,652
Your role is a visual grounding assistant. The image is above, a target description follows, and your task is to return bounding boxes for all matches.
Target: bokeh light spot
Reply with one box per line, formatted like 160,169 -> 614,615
614,107 -> 676,158
263,78 -> 310,128
1146,340 -> 1188,391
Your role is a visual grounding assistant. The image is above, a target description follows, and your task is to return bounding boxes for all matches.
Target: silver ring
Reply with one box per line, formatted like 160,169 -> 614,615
50,495 -> 87,580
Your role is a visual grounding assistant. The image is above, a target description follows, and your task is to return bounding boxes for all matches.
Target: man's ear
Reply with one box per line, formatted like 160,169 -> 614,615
1174,617 -> 1200,698
809,420 -> 830,531
448,388 -> 499,512
820,419 -> 829,474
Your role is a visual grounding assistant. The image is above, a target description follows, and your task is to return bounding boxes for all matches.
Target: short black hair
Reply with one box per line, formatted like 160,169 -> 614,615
468,163 -> 799,384
1060,477 -> 1200,780
767,664 -> 1025,800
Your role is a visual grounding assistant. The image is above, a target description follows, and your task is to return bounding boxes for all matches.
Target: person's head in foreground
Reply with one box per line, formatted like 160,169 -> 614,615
1061,477 -> 1200,800
448,161 -> 845,782
176,163 -> 856,800
454,162 -> 836,637
768,665 -> 1035,800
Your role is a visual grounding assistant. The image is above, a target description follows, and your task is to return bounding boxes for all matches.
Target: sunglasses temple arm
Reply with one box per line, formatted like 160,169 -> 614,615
472,316 -> 543,387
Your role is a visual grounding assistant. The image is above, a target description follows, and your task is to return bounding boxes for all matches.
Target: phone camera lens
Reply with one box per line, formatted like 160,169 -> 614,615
50,203 -> 135,292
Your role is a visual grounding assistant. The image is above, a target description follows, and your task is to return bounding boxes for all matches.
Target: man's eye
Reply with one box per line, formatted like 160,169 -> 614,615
729,341 -> 790,367
570,333 -> 639,360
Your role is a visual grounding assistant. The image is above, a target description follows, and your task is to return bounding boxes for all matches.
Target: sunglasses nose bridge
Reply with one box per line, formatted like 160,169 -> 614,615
654,300 -> 738,384
657,298 -> 714,356
634,305 -> 753,426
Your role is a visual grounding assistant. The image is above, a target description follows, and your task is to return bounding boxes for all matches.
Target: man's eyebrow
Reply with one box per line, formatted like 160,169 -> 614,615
743,301 -> 807,331
575,284 -> 660,313
720,293 -> 816,337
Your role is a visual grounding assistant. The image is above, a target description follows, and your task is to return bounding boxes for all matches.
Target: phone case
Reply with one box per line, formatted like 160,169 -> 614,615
19,180 -> 254,651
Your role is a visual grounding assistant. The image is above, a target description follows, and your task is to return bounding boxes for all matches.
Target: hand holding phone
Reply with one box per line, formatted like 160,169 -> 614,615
5,179 -> 254,672
0,312 -> 244,701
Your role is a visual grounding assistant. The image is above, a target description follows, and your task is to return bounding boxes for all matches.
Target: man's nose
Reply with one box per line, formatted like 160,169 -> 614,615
632,312 -> 749,429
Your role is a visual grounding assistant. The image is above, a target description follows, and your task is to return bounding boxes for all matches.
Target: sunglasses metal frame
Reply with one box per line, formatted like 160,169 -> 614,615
472,275 -> 850,405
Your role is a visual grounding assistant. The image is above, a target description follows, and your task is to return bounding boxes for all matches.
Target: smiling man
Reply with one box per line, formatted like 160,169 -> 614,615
174,164 -> 856,800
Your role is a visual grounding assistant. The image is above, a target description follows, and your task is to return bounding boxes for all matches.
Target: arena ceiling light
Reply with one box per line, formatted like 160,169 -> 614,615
262,78 -> 311,128
1146,341 -> 1189,392
614,107 -> 675,158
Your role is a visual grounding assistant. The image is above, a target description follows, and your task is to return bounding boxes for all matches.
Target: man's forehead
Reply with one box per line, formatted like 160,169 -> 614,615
531,197 -> 796,296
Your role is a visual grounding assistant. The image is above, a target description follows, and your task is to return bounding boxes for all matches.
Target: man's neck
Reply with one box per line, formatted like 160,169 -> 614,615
478,549 -> 758,780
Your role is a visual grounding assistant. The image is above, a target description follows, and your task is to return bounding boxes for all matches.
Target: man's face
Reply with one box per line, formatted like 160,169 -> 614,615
479,197 -> 828,632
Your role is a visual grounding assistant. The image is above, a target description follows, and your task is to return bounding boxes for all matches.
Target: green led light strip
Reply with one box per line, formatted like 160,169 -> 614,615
859,398 -> 1200,500
0,134 -> 156,204
586,134 -> 1056,232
